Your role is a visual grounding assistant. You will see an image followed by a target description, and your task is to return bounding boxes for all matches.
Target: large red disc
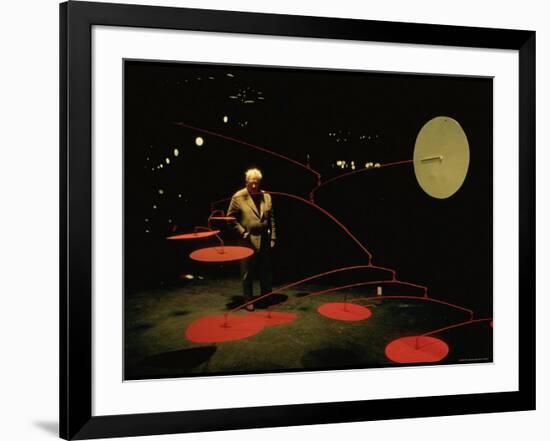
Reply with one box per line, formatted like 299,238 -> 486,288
185,314 -> 265,343
317,302 -> 372,321
189,246 -> 254,263
166,230 -> 220,240
250,311 -> 298,327
385,336 -> 449,363
209,216 -> 236,221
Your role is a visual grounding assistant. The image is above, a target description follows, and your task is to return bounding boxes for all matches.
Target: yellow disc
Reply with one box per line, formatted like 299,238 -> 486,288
413,116 -> 470,199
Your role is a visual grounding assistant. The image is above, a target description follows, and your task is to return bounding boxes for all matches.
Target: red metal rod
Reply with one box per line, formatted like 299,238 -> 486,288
210,197 -> 231,211
229,265 -> 379,313
266,191 -> 373,260
421,318 -> 493,338
211,190 -> 374,260
413,317 -> 493,350
174,121 -> 321,180
267,279 -> 427,310
311,159 -> 414,196
369,264 -> 397,280
351,295 -> 474,317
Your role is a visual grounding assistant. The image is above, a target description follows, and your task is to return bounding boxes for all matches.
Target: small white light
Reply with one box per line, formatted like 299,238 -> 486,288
195,137 -> 204,147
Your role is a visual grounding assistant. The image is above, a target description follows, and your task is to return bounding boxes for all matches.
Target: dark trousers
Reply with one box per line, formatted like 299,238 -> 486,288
240,246 -> 273,302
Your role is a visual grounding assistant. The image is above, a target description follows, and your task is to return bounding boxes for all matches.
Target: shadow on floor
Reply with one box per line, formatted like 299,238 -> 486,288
225,294 -> 288,310
137,346 -> 217,369
301,347 -> 362,369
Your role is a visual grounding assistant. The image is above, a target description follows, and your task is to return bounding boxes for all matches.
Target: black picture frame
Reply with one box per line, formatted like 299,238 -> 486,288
60,1 -> 536,439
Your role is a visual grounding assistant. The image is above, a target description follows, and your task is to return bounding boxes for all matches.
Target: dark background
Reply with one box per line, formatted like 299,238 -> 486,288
124,60 -> 493,317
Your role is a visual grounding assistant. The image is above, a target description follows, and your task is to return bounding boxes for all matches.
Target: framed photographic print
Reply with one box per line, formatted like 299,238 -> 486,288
60,1 -> 535,439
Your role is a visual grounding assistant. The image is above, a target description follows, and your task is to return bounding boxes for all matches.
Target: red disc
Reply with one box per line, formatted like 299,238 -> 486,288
189,246 -> 254,263
385,336 -> 449,363
166,230 -> 220,240
250,311 -> 298,327
185,314 -> 265,343
317,302 -> 372,321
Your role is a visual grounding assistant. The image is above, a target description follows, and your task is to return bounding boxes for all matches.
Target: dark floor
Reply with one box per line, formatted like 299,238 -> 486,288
124,277 -> 492,380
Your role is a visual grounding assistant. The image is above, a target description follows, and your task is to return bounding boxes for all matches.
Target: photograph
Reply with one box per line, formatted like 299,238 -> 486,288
123,60 -> 494,380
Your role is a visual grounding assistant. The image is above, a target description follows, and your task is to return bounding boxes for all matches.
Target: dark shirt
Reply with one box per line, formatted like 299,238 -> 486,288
251,192 -> 263,215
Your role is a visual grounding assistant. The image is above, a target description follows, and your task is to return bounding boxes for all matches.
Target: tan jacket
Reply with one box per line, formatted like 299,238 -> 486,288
227,188 -> 277,251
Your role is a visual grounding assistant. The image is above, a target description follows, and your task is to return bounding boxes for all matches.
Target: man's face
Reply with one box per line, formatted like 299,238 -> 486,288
246,177 -> 261,194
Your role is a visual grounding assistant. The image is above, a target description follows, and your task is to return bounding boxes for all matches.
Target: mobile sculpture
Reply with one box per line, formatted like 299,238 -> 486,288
169,117 -> 492,364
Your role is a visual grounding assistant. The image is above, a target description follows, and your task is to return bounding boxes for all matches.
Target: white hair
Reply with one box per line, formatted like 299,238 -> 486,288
245,168 -> 263,182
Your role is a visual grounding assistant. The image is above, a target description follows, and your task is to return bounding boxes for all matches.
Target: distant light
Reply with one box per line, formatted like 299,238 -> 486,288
168,219 -> 172,223
153,205 -> 157,209
158,189 -> 164,195
195,137 -> 204,147
336,160 -> 342,166
178,194 -> 182,198
173,148 -> 179,157
223,115 -> 229,123
226,73 -> 234,78
159,164 -> 163,169
145,229 -> 150,233
165,158 -> 170,165
145,218 -> 149,222
183,274 -> 195,280
374,163 -> 381,168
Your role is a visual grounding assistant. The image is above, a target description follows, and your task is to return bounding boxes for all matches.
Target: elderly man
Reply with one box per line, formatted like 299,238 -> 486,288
227,168 -> 276,311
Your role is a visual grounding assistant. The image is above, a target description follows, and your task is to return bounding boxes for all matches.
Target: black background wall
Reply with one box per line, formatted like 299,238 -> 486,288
124,60 -> 492,316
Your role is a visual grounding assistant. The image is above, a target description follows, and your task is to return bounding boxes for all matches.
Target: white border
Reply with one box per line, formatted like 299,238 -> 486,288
92,26 -> 519,416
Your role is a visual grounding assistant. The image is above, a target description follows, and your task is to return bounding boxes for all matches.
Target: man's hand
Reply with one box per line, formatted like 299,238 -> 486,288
270,239 -> 276,249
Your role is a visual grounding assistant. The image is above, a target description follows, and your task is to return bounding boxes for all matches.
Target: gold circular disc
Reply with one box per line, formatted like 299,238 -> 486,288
413,116 -> 470,199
